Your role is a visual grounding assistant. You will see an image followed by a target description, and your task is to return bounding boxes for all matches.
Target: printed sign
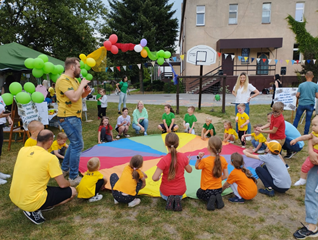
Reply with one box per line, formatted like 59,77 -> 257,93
17,101 -> 40,130
35,102 -> 49,125
274,88 -> 298,110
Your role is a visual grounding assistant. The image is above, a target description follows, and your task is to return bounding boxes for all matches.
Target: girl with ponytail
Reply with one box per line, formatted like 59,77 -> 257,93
222,152 -> 257,203
110,155 -> 147,207
196,136 -> 228,211
152,133 -> 192,211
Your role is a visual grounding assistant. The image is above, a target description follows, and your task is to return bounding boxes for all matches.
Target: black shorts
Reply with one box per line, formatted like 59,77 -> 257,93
39,186 -> 72,210
116,125 -> 128,132
160,123 -> 177,133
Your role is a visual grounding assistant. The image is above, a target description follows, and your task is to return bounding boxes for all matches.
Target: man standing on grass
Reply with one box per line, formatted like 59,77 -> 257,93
10,130 -> 77,225
56,57 -> 91,186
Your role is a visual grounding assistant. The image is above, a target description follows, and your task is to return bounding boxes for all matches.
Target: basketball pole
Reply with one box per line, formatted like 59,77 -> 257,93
198,65 -> 203,110
176,76 -> 179,114
222,76 -> 226,113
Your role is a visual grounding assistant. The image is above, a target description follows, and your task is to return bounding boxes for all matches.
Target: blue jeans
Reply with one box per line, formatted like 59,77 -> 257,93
235,103 -> 251,134
305,165 -> 318,224
160,191 -> 183,201
132,119 -> 149,133
118,92 -> 127,111
282,136 -> 303,153
293,104 -> 314,135
59,117 -> 84,179
251,139 -> 266,150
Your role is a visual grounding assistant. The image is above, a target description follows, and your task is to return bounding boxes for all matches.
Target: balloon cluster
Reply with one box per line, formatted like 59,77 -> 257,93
24,54 -> 64,82
79,54 -> 96,81
143,47 -> 171,65
103,34 -> 119,54
2,82 -> 45,105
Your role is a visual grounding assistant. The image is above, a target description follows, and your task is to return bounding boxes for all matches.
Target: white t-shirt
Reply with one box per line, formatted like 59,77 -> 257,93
116,115 -> 131,129
0,96 -> 6,125
233,83 -> 256,103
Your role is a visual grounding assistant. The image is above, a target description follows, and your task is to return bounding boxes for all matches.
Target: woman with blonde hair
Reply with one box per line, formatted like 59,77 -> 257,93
132,101 -> 149,135
232,72 -> 260,134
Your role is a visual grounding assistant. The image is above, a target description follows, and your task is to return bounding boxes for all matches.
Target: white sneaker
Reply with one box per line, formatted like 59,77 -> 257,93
229,141 -> 234,144
0,178 -> 7,185
294,178 -> 307,186
116,135 -> 121,139
257,150 -> 265,154
0,172 -> 11,179
128,198 -> 141,207
89,193 -> 103,202
144,132 -> 147,136
245,136 -> 251,141
241,146 -> 246,148
114,199 -> 119,205
69,175 -> 82,187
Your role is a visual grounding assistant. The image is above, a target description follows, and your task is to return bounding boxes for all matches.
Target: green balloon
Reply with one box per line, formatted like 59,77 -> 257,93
31,92 -> 44,103
56,65 -> 64,74
1,93 -> 13,105
157,57 -> 165,65
164,51 -> 171,59
77,77 -> 81,83
80,60 -> 85,69
50,74 -> 60,83
38,54 -> 48,63
84,64 -> 91,71
33,58 -> 44,69
81,69 -> 88,77
158,50 -> 165,58
24,58 -> 34,69
43,62 -> 54,74
16,92 -> 31,104
215,94 -> 220,101
32,68 -> 44,78
9,82 -> 22,95
24,82 -> 35,94
51,66 -> 59,74
86,74 -> 93,81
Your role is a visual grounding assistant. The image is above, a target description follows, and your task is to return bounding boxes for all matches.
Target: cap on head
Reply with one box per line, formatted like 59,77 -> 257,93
265,140 -> 282,154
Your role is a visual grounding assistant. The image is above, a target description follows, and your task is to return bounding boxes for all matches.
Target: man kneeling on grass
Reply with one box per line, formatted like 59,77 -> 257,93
10,129 -> 77,225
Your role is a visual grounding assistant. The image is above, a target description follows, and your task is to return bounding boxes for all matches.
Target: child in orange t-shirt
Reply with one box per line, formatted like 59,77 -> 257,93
222,153 -> 258,203
196,136 -> 228,211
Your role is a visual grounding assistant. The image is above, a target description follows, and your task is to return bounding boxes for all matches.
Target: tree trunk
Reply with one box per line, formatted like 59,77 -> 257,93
139,68 -> 143,93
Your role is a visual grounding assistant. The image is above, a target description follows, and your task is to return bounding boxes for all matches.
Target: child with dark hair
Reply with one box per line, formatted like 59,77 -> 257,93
96,88 -> 102,119
158,104 -> 179,133
98,117 -> 113,143
222,153 -> 257,203
115,107 -> 131,139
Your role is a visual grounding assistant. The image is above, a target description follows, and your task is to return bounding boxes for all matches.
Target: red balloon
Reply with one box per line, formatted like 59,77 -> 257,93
103,40 -> 112,50
109,34 -> 118,44
111,45 -> 119,54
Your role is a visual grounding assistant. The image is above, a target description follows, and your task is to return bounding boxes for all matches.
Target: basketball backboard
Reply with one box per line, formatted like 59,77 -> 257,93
187,45 -> 217,66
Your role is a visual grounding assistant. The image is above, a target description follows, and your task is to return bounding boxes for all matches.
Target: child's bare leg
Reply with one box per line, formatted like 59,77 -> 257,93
300,171 -> 308,180
118,126 -> 124,135
229,135 -> 235,142
202,129 -> 207,139
158,125 -> 163,131
173,125 -> 179,131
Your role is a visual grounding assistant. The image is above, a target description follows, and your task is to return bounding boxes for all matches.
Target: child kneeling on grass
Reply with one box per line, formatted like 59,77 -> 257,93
111,155 -> 147,207
196,136 -> 228,211
241,124 -> 267,154
48,132 -> 68,160
222,153 -> 257,203
223,120 -> 238,143
158,104 -> 178,133
76,157 -> 107,202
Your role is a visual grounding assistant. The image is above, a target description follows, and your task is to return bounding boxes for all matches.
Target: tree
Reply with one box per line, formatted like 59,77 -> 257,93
0,0 -> 108,61
286,15 -> 318,79
101,0 -> 178,91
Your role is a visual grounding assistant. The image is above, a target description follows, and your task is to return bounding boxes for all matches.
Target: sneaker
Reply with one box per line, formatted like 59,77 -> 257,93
258,188 -> 275,197
174,196 -> 182,211
144,132 -> 147,136
284,151 -> 297,159
257,150 -> 265,154
128,198 -> 141,207
62,170 -> 69,177
294,178 -> 307,186
207,195 -> 216,211
228,196 -> 245,203
125,134 -> 130,138
241,146 -> 246,148
285,164 -> 290,170
166,195 -> 175,211
114,199 -> 119,205
89,193 -> 103,203
216,193 -> 224,209
23,210 -> 45,225
229,141 -> 234,144
0,172 -> 11,179
293,223 -> 318,239
69,175 -> 82,187
116,135 -> 121,139
0,178 -> 7,185
118,111 -> 121,114
245,136 -> 251,141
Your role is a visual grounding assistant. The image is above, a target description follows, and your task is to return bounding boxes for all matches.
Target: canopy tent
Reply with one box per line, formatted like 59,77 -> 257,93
0,42 -> 64,72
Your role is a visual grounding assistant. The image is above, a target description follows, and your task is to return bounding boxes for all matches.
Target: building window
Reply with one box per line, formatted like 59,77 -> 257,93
295,3 -> 305,22
293,43 -> 301,61
241,48 -> 250,64
229,4 -> 238,25
262,3 -> 271,23
257,53 -> 269,75
196,5 -> 205,26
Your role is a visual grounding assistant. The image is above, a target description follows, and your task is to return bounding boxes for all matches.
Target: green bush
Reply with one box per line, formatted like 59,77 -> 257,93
163,81 -> 185,93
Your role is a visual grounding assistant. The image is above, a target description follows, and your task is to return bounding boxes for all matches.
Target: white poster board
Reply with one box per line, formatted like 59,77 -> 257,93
35,102 -> 49,125
17,102 -> 40,130
274,87 -> 298,110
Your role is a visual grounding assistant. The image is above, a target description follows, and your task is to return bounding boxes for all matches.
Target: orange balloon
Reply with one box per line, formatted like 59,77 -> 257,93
140,49 -> 148,58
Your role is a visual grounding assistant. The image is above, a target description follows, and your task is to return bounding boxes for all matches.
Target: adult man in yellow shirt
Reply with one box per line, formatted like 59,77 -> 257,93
10,130 -> 77,225
55,57 -> 91,186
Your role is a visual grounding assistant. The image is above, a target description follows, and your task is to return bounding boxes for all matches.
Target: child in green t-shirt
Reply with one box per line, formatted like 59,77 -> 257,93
201,117 -> 216,140
183,106 -> 197,135
158,104 -> 179,133
96,88 -> 102,119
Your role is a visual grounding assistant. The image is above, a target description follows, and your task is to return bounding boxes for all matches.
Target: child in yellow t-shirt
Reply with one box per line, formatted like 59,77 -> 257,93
235,103 -> 250,148
48,132 -> 69,160
223,120 -> 238,143
110,155 -> 147,207
76,157 -> 107,202
241,124 -> 267,153
24,120 -> 44,147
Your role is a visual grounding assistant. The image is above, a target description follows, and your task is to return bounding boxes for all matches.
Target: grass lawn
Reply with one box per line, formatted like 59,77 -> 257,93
0,101 -> 308,240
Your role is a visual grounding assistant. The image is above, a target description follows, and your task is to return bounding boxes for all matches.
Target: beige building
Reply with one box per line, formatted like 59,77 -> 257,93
179,0 -> 318,92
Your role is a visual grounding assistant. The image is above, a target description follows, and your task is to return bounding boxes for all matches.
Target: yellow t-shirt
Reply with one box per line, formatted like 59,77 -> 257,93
49,87 -> 55,97
24,137 -> 37,147
113,165 -> 144,196
237,112 -> 249,131
9,146 -> 62,212
224,128 -> 238,140
48,140 -> 66,153
251,133 -> 266,143
76,170 -> 104,198
312,131 -> 318,150
56,74 -> 82,118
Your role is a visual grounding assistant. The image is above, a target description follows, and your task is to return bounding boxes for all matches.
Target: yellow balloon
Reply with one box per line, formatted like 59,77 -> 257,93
86,58 -> 96,67
79,54 -> 87,61
140,49 -> 148,58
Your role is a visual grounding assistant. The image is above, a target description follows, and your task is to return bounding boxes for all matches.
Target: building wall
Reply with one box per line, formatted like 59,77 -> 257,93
180,0 -> 318,79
